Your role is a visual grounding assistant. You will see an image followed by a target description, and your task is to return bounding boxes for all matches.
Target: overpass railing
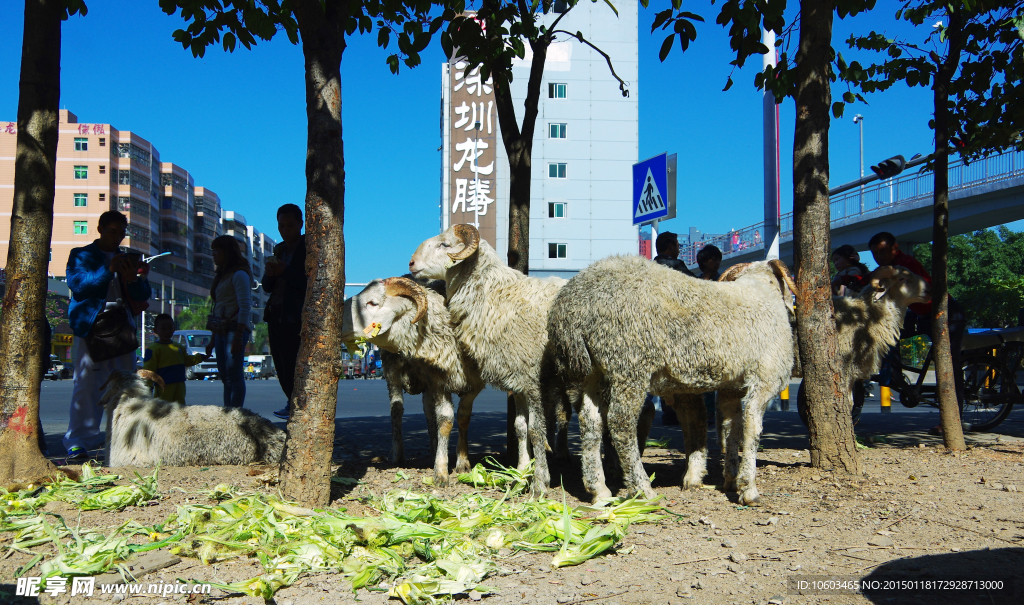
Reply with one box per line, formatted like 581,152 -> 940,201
680,148 -> 1024,266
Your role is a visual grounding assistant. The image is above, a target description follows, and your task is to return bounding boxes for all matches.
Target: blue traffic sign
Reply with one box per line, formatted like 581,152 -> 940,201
633,154 -> 669,225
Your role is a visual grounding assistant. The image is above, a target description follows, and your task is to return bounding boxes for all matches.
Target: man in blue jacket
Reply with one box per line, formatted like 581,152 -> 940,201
64,211 -> 151,460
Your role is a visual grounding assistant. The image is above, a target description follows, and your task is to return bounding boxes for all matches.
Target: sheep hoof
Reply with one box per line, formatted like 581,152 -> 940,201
739,488 -> 761,506
590,486 -> 613,503
390,452 -> 405,465
433,472 -> 449,488
723,478 -> 738,492
454,458 -> 471,474
682,474 -> 705,490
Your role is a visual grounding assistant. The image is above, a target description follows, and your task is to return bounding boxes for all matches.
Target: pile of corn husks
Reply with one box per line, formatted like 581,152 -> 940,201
1,461 -> 667,604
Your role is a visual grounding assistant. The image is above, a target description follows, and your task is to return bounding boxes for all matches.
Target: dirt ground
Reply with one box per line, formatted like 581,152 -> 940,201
3,422 -> 1024,605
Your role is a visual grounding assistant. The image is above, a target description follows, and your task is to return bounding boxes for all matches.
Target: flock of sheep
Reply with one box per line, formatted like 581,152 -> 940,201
100,223 -> 931,507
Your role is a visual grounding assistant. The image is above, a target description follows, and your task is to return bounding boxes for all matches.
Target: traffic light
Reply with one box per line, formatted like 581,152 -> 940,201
870,155 -> 906,179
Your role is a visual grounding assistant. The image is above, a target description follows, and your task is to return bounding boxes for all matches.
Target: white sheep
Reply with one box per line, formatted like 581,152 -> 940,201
544,256 -> 797,504
409,224 -> 568,482
102,370 -> 286,467
340,276 -> 484,486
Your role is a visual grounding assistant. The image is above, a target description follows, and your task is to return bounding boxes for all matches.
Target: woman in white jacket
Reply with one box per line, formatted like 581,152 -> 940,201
206,235 -> 253,408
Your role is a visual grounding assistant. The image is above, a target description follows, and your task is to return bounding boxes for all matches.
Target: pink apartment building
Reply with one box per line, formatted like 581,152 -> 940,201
1,110 -> 218,303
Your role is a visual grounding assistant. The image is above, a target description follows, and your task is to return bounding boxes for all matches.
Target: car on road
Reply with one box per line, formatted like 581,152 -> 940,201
244,355 -> 276,380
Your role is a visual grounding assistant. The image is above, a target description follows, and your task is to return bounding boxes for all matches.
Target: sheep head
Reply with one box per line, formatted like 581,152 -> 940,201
99,370 -> 165,410
340,277 -> 429,350
867,265 -> 931,307
409,224 -> 480,280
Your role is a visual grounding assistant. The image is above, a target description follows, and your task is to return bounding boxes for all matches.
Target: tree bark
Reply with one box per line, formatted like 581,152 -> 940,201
932,9 -> 967,451
791,0 -> 861,474
0,0 -> 61,483
279,0 -> 347,506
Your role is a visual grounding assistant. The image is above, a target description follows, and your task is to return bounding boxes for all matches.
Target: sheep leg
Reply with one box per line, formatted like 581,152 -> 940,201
578,376 -> 611,501
672,394 -> 708,490
453,385 -> 482,474
607,381 -> 656,500
513,392 -> 532,471
736,389 -> 769,506
637,396 -> 656,458
425,386 -> 454,487
422,391 -> 438,459
717,390 -> 743,493
388,378 -> 407,465
528,389 -> 552,498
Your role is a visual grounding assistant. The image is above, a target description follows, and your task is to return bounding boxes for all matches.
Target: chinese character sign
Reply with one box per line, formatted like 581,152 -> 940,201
448,54 -> 497,246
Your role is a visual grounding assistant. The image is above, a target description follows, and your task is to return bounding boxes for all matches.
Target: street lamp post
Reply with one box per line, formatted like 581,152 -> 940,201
140,251 -> 172,361
853,114 -> 864,213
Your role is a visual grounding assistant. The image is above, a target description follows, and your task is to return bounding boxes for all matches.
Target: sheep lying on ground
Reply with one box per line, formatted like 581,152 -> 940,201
409,224 -> 570,482
544,256 -> 797,504
102,370 -> 285,467
341,276 -> 483,486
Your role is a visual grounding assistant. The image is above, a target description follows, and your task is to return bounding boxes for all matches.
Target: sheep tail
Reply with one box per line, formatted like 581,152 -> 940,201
550,321 -> 593,383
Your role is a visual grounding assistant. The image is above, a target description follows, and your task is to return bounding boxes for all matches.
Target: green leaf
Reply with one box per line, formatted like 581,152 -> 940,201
722,76 -> 734,92
832,102 -> 845,118
659,34 -> 675,62
843,91 -> 855,103
223,31 -> 236,52
601,0 -> 619,18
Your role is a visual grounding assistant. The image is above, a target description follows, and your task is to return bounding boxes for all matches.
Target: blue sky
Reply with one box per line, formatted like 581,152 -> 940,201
0,1 -> 990,285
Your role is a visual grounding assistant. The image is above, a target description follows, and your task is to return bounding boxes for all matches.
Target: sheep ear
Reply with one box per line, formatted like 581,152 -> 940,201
872,286 -> 889,302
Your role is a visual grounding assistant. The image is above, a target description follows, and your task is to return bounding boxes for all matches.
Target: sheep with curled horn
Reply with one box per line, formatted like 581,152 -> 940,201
409,224 -> 606,494
544,256 -> 797,504
102,369 -> 286,467
341,276 -> 484,486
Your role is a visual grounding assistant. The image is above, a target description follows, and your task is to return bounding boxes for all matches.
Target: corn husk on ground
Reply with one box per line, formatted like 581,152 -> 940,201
0,460 -> 666,604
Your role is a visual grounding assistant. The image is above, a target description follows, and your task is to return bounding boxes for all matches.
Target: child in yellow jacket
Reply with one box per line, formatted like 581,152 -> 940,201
143,314 -> 208,404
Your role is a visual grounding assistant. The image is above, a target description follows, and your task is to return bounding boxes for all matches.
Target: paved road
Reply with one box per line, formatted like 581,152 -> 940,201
39,376 -> 1024,459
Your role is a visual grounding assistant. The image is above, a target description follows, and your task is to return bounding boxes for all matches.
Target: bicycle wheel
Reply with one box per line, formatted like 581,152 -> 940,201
960,353 -> 1015,432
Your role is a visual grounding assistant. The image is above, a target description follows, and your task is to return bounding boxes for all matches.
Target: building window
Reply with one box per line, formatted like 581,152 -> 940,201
98,138 -> 105,146
98,193 -> 106,202
548,163 -> 567,179
73,193 -> 87,207
73,165 -> 88,179
548,83 -> 567,99
548,243 -> 567,259
549,123 -> 567,139
49,248 -> 52,262
73,221 -> 88,235
98,165 -> 106,174
548,202 -> 567,218
74,137 -> 88,151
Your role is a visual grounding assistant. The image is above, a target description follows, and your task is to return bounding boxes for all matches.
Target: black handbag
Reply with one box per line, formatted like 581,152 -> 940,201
85,306 -> 139,362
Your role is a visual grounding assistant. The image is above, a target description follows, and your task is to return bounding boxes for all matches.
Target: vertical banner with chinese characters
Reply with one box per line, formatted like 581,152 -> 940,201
448,55 -> 498,246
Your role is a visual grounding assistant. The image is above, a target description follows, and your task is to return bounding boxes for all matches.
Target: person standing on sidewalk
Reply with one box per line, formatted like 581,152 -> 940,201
261,204 -> 307,420
64,211 -> 151,460
205,236 -> 253,409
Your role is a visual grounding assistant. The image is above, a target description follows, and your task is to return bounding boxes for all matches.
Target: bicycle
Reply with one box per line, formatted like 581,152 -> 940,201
797,333 -> 1018,432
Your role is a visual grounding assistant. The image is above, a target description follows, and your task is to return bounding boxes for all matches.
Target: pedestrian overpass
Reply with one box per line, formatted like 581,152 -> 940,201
682,149 -> 1024,269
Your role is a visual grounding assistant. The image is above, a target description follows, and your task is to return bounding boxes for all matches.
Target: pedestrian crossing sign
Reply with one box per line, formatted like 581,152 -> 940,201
632,153 -> 674,225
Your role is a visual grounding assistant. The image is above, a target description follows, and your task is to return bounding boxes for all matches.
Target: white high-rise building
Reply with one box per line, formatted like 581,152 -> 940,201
441,2 -> 639,278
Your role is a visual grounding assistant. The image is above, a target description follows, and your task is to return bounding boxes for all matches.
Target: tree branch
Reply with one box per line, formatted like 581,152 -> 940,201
552,29 -> 630,96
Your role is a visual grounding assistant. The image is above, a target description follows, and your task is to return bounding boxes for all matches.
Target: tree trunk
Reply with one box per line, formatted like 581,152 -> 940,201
279,0 -> 347,507
791,0 -> 861,474
932,10 -> 967,451
0,0 -> 61,483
